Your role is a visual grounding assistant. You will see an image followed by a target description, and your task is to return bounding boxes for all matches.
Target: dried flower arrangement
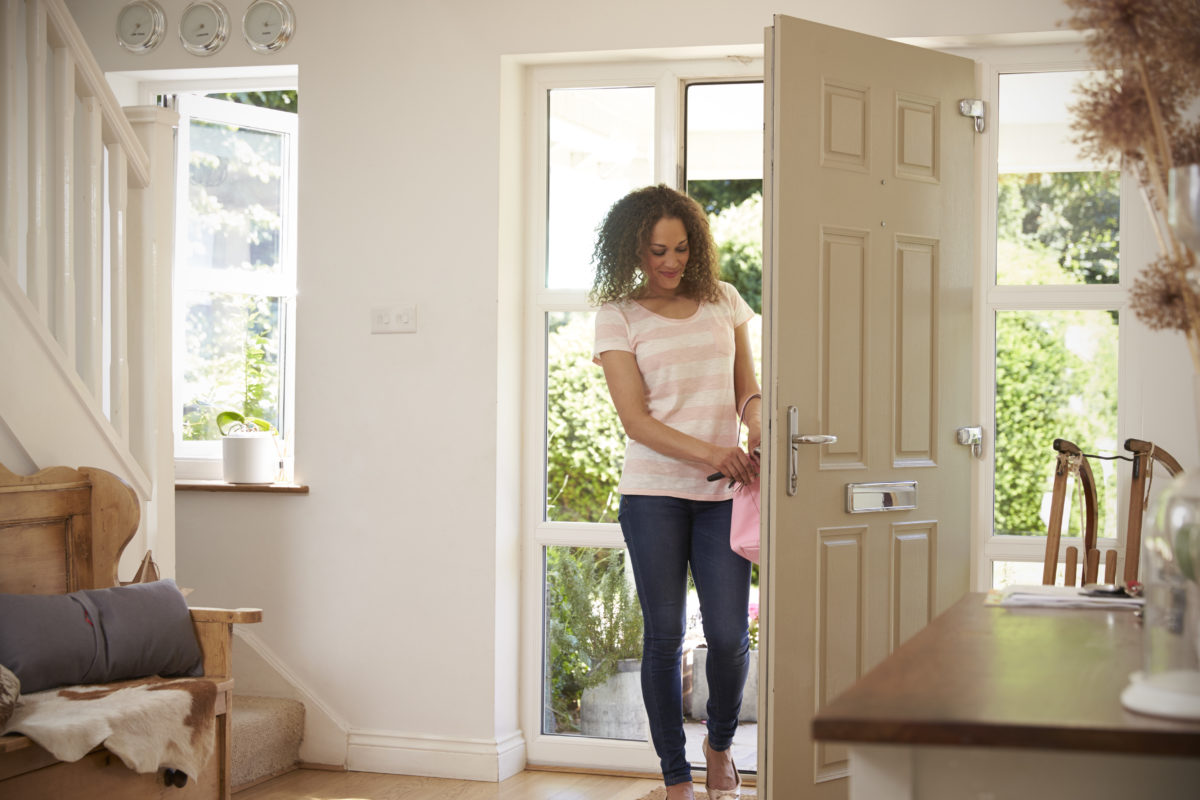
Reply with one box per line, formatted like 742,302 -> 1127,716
1062,0 -> 1200,367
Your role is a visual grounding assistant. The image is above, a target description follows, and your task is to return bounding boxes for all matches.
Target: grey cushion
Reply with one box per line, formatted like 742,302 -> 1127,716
0,579 -> 202,694
86,579 -> 203,685
0,593 -> 105,693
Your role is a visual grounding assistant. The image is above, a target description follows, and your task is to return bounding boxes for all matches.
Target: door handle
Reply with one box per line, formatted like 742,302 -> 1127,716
788,405 -> 837,496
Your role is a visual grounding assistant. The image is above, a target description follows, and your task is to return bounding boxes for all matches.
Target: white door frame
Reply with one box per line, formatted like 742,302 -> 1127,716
516,54 -> 763,772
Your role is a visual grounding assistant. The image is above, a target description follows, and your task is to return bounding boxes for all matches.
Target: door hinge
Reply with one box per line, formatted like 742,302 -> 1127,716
958,99 -> 985,133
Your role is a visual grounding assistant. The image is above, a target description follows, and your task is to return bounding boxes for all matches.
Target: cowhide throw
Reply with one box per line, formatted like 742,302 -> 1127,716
1,676 -> 216,780
0,663 -> 18,727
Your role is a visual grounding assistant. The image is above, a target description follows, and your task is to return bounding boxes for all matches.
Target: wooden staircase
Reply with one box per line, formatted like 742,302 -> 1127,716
5,5 -> 318,789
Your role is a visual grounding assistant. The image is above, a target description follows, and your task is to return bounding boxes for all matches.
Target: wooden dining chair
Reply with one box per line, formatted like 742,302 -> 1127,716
1122,438 -> 1184,586
1042,438 -> 1100,587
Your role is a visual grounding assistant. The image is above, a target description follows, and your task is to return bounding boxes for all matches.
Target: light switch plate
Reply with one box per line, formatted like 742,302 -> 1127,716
371,304 -> 417,334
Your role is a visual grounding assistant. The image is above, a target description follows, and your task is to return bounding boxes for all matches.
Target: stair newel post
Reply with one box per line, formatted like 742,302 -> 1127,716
108,139 -> 130,441
127,106 -> 179,567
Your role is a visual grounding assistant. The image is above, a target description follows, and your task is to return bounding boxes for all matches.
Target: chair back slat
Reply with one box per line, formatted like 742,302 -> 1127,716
1043,439 -> 1099,586
1122,438 -> 1184,585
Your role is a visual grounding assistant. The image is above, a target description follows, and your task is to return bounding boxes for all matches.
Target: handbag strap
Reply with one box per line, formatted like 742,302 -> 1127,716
738,393 -> 761,425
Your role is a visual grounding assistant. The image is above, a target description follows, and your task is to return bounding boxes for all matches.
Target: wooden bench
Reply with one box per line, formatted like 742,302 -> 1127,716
0,464 -> 261,799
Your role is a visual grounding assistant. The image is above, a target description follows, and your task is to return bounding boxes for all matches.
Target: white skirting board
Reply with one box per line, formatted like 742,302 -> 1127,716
346,729 -> 526,782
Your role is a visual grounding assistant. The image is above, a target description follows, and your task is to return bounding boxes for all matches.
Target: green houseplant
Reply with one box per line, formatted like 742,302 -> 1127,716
216,410 -> 280,484
545,547 -> 643,733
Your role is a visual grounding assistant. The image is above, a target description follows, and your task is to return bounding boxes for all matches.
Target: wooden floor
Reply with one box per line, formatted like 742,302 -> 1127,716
236,768 -> 664,799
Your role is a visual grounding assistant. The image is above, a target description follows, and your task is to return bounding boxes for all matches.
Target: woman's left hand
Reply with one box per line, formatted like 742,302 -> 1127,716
712,445 -> 759,487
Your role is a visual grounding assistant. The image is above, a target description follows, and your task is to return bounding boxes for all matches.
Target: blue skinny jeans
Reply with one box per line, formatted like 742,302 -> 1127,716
618,494 -> 752,787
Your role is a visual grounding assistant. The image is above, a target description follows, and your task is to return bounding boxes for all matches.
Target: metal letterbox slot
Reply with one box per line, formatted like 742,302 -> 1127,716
845,481 -> 917,513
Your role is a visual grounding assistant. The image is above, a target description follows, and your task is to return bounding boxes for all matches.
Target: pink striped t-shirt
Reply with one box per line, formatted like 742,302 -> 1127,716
593,281 -> 755,501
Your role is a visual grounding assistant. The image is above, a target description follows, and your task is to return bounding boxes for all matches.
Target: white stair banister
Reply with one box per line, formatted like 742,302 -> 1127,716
1,0 -> 174,562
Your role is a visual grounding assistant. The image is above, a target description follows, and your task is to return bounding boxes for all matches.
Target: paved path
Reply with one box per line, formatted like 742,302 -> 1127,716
683,721 -> 758,775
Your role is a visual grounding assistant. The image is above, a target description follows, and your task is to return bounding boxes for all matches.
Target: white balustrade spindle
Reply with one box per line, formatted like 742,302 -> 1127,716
77,96 -> 104,398
0,0 -> 20,276
25,0 -> 48,317
53,44 -> 76,361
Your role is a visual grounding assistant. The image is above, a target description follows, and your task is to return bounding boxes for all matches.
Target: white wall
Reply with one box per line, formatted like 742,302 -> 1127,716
63,0 -> 1085,780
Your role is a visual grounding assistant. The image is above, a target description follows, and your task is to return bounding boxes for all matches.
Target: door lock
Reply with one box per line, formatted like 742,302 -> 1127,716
956,426 -> 983,459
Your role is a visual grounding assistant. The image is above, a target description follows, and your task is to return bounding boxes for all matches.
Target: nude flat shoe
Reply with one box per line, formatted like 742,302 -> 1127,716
703,736 -> 741,800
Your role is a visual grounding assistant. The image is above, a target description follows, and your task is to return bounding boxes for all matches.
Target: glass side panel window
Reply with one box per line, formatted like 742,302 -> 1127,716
542,545 -> 644,738
183,120 -> 284,275
993,560 -> 1066,589
545,311 -> 623,523
685,82 -> 764,323
996,71 -> 1120,286
181,292 -> 283,440
682,81 -> 762,769
546,87 -> 654,290
993,309 -> 1119,537
173,93 -> 297,461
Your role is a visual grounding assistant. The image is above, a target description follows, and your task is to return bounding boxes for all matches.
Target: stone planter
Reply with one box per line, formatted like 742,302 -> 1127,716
579,658 -> 648,740
686,646 -> 758,722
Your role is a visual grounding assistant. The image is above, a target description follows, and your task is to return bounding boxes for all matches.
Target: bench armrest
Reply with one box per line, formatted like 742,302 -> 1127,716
189,607 -> 263,680
189,607 -> 263,624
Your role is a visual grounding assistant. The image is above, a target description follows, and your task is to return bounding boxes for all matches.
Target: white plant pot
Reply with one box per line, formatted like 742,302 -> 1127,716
221,432 -> 279,484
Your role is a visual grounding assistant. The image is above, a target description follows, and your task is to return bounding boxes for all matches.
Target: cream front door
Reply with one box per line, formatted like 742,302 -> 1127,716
760,16 -> 976,798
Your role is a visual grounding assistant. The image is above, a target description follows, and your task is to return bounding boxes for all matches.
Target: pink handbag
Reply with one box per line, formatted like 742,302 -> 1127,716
729,393 -> 762,563
730,475 -> 761,564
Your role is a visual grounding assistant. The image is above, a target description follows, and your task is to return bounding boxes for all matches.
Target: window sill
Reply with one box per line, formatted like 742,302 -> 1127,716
175,480 -> 309,494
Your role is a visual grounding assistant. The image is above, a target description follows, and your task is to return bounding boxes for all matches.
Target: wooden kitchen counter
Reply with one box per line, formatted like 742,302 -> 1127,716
812,592 -> 1200,756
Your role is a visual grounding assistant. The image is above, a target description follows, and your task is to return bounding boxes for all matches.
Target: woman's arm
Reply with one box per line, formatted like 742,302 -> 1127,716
599,349 -> 758,486
732,321 -> 762,454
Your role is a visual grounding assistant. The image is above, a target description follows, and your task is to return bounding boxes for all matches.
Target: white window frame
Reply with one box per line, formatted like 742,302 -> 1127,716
969,45 -> 1146,590
518,53 -> 762,772
163,86 -> 299,481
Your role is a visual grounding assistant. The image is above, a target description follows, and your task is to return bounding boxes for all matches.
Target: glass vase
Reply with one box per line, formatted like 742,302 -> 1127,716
1121,467 -> 1200,719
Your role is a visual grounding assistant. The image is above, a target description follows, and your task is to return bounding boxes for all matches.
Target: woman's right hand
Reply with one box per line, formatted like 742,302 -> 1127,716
711,445 -> 758,487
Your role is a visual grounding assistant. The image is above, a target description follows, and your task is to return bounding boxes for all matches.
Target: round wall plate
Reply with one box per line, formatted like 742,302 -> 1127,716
243,0 -> 295,54
116,0 -> 166,54
180,0 -> 230,56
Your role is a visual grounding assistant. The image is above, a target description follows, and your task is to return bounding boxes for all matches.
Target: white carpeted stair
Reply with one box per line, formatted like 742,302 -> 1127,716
231,695 -> 305,791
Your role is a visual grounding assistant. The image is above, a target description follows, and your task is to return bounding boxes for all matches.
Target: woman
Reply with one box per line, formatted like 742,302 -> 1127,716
591,184 -> 760,800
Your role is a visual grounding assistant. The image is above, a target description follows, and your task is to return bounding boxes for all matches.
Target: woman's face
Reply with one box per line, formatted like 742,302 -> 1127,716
640,216 -> 690,296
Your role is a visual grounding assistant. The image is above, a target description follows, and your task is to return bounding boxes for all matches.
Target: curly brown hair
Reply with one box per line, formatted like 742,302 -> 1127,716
588,184 -> 721,305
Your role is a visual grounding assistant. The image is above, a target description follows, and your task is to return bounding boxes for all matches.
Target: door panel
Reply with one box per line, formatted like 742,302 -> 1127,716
762,15 -> 975,798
